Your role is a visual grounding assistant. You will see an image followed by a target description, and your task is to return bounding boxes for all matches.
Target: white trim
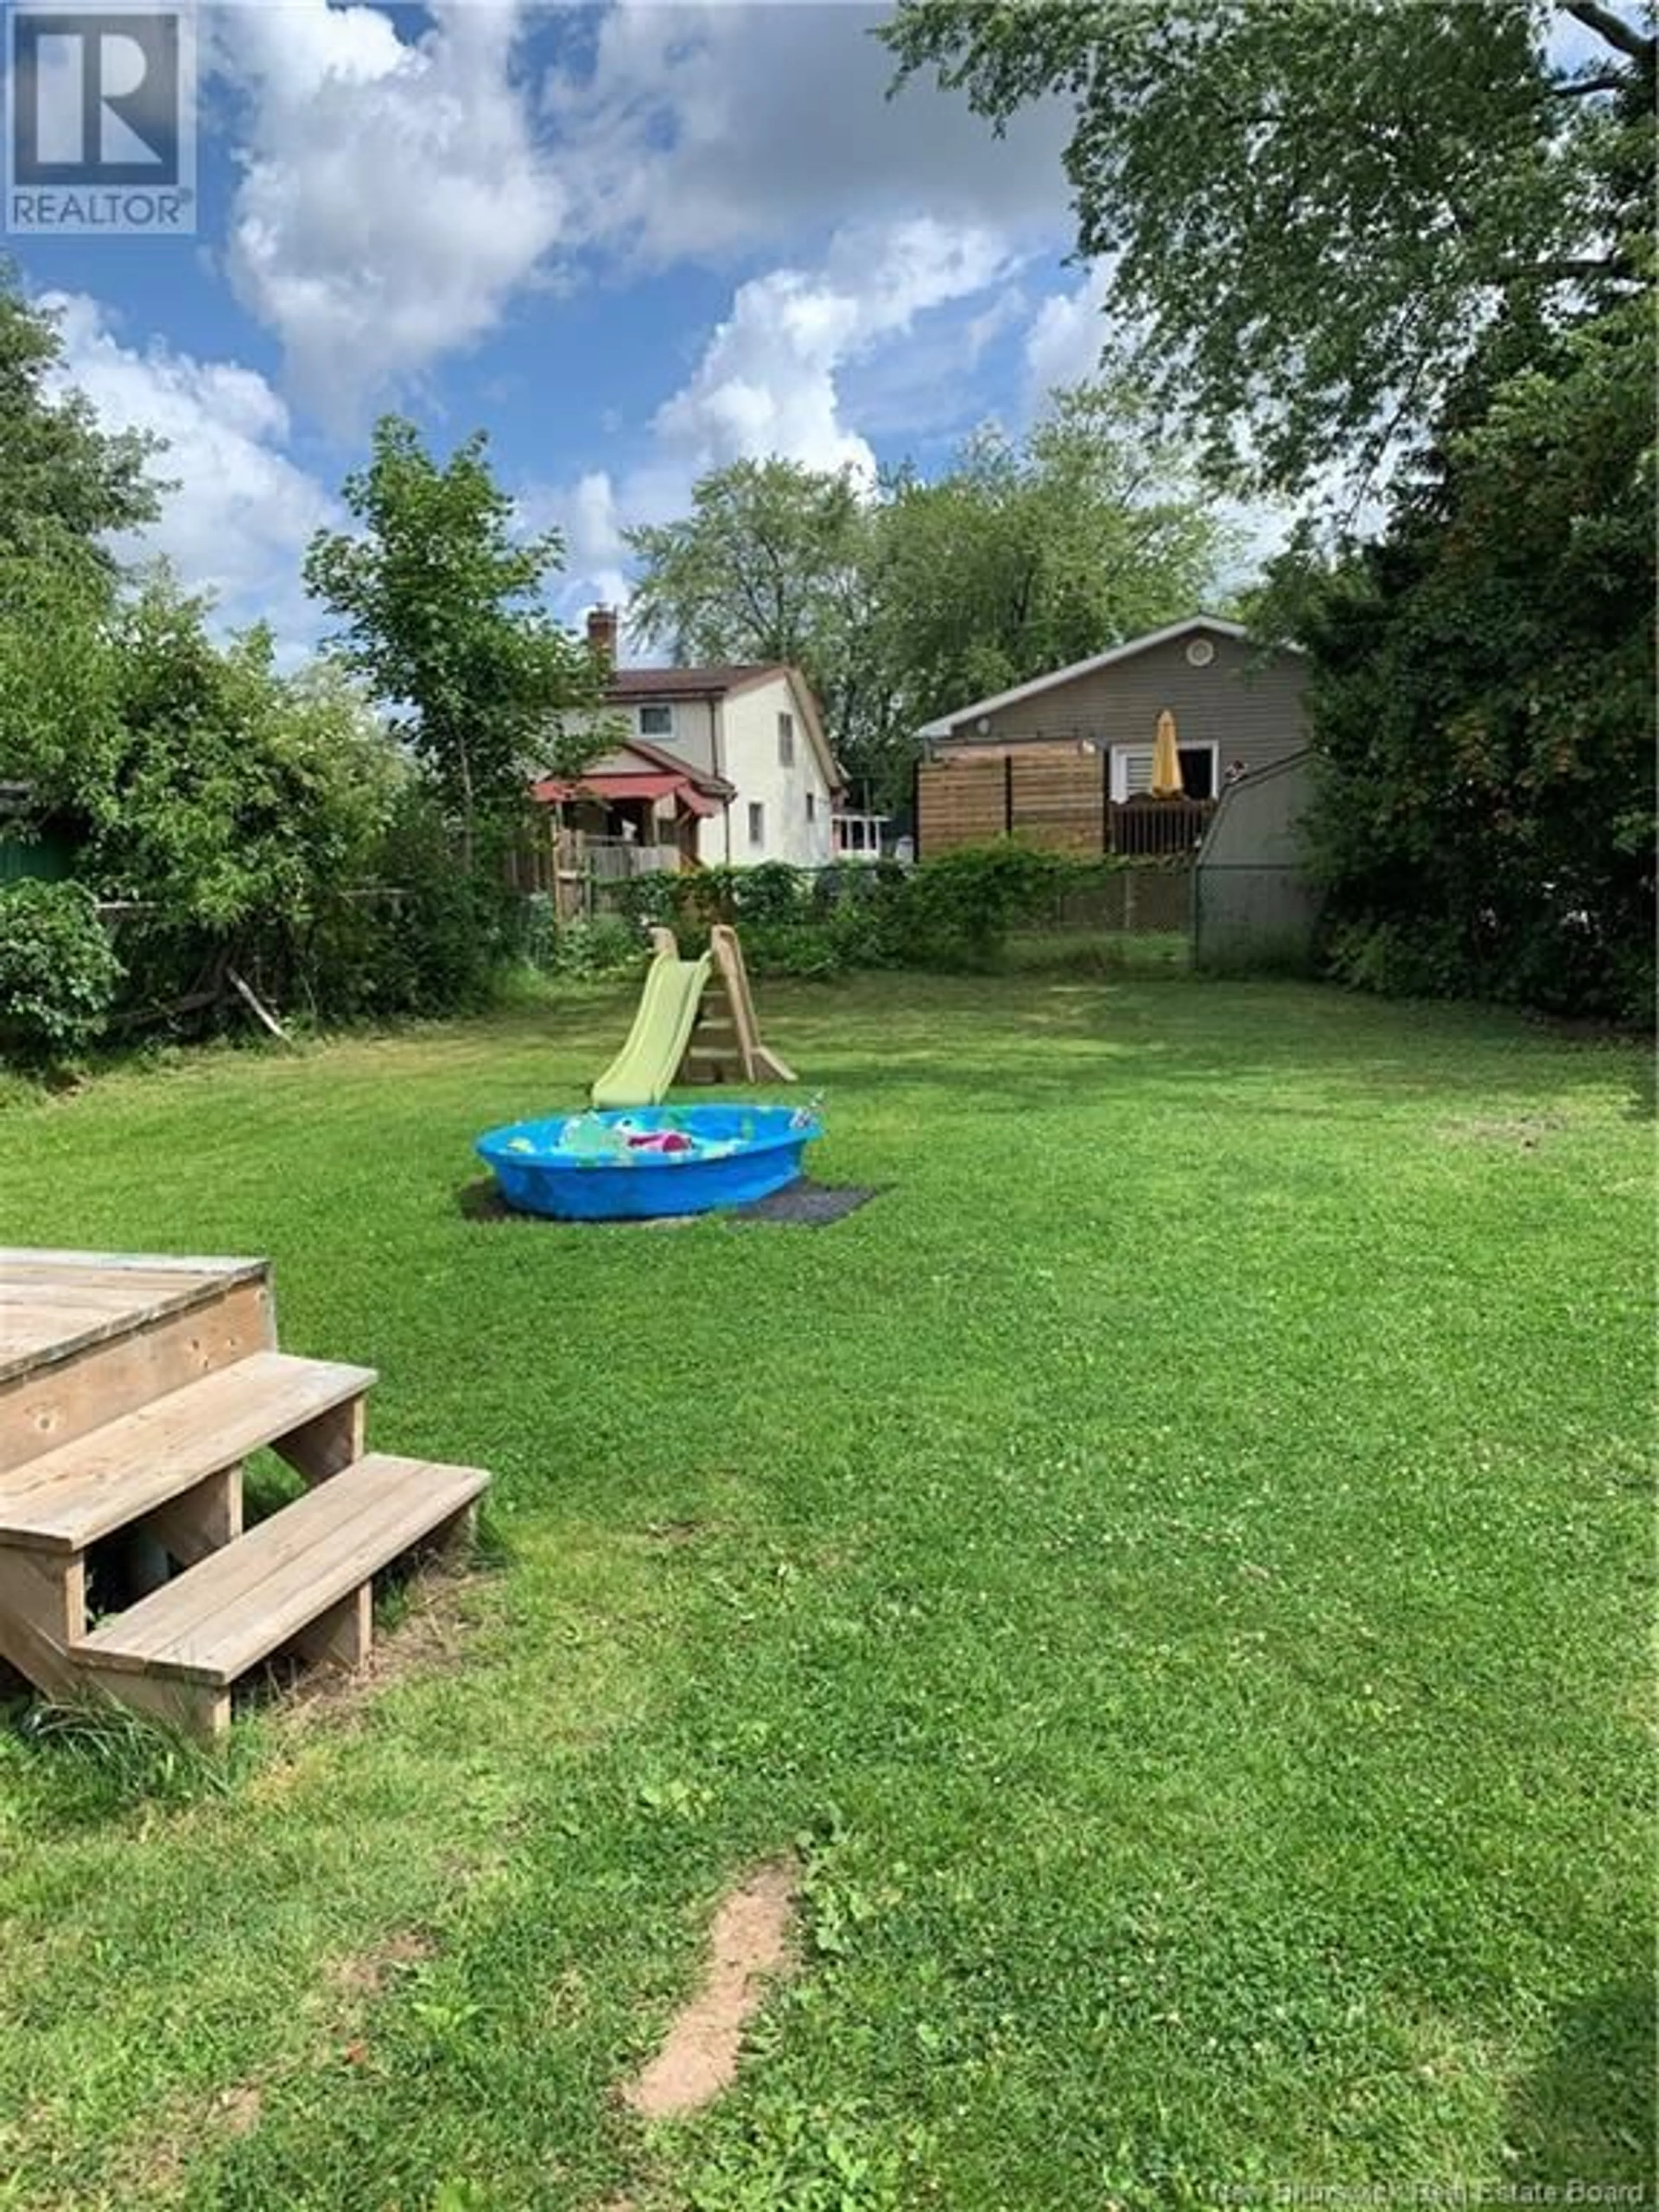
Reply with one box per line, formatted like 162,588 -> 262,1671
916,616 -> 1263,741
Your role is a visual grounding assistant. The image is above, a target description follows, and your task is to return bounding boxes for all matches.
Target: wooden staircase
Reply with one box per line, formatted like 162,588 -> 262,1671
0,1251 -> 489,1738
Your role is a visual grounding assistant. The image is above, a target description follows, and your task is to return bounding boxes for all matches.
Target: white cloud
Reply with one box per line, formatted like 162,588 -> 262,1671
545,2 -> 1071,267
1024,264 -> 1118,410
218,0 -> 565,429
527,214 -> 1020,644
44,292 -> 333,644
653,217 -> 1017,482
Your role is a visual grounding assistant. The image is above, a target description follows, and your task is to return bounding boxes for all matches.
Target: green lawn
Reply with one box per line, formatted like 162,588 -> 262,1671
1,974 -> 1652,2212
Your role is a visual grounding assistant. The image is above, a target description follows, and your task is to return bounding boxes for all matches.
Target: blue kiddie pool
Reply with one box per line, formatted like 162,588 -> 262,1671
475,1103 -> 822,1221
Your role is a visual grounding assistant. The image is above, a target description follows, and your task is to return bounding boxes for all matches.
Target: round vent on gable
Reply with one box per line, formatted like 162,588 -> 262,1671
1185,636 -> 1217,668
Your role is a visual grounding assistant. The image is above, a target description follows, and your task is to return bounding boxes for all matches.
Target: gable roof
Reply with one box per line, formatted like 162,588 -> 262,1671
608,662 -> 843,795
915,617 -> 1262,741
605,664 -> 786,703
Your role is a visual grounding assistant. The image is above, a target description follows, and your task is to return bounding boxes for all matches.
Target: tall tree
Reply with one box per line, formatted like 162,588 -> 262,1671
1257,283 -> 1656,1020
305,417 -> 603,864
884,0 -> 1654,496
873,383 -> 1233,738
626,395 -> 1230,806
0,264 -> 160,578
625,458 -> 890,791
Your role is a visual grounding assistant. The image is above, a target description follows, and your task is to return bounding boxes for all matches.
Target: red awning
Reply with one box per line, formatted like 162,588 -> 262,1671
533,770 -> 686,804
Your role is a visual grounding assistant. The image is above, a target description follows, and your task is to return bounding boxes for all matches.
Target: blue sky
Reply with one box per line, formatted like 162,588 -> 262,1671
11,0 -> 1125,652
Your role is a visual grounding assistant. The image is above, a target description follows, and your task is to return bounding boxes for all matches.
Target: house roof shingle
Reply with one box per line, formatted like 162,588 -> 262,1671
604,665 -> 785,703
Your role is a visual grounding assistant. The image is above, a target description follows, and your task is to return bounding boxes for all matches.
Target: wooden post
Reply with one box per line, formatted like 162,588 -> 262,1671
277,1394 -> 366,1485
292,1584 -> 373,1671
0,1548 -> 86,1700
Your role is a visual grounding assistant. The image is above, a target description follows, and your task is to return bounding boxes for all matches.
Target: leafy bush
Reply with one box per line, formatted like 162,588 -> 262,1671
0,880 -> 123,1062
545,914 -> 650,980
893,842 -> 1068,969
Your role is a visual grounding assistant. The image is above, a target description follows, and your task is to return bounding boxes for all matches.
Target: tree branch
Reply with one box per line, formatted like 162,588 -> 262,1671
1559,0 -> 1656,65
1548,68 -> 1636,92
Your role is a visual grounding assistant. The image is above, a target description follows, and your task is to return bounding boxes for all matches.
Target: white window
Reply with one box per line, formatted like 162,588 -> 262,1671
1112,747 -> 1155,800
805,791 -> 817,824
747,802 -> 765,848
1110,743 -> 1219,801
638,704 -> 673,738
777,711 -> 795,766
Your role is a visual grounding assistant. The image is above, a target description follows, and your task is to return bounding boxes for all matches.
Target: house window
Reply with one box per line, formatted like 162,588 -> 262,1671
748,802 -> 765,848
1114,747 -> 1156,800
777,711 -> 795,766
805,791 -> 817,824
1111,743 -> 1218,800
638,704 -> 673,738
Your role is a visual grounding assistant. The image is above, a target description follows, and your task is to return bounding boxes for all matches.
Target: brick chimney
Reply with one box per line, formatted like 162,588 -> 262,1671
586,605 -> 619,669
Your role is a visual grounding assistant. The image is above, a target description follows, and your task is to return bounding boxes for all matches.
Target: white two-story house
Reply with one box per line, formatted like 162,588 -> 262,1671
533,610 -> 842,871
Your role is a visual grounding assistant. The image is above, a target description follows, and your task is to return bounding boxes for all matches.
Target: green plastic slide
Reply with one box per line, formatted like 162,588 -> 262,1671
590,951 -> 712,1108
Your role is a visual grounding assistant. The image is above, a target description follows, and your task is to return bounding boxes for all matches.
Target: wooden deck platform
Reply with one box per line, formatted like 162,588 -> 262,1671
0,1250 -> 490,1736
0,1250 -> 270,1385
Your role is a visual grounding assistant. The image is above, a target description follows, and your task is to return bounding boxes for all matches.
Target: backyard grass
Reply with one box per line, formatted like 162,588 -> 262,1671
0,972 -> 1652,2212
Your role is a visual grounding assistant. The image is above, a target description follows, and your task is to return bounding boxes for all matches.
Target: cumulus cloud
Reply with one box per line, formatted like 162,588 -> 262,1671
545,2 -> 1071,267
218,0 -> 565,429
1023,264 -> 1119,410
528,214 -> 1020,640
654,217 -> 1016,482
45,292 -> 333,642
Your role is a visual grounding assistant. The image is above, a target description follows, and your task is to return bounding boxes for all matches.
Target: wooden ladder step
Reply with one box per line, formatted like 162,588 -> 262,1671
74,1451 -> 489,1691
0,1352 -> 377,1554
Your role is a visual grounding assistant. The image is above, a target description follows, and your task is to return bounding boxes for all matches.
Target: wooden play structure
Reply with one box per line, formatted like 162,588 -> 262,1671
591,924 -> 795,1107
0,1250 -> 489,1738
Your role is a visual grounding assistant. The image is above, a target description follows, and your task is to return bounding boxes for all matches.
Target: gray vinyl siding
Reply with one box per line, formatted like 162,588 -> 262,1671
933,631 -> 1307,774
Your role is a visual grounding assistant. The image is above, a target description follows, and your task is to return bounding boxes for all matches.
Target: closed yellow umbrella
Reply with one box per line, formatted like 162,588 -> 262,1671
1150,708 -> 1185,798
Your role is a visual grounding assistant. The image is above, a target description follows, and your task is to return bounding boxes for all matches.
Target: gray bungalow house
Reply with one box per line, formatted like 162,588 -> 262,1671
916,616 -> 1307,799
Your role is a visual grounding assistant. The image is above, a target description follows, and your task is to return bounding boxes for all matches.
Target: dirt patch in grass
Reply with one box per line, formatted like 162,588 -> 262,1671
264,1566 -> 489,1737
622,1860 -> 797,2121
326,1927 -> 435,2002
1439,1111 -> 1567,1149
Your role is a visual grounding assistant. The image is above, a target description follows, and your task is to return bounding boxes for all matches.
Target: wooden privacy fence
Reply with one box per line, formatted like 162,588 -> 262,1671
916,755 -> 1215,860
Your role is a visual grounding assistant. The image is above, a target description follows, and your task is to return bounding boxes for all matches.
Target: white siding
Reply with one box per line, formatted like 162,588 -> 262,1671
716,676 -> 834,868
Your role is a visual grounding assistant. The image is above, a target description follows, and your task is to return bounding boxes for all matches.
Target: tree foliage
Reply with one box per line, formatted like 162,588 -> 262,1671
625,390 -> 1231,805
873,385 -> 1233,736
305,417 -> 604,857
1259,283 -> 1655,1020
626,457 -> 888,787
884,0 -> 1655,495
0,264 -> 160,578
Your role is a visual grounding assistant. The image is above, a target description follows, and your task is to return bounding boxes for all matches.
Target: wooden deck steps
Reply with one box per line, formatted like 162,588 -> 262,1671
0,1352 -> 375,1553
0,1251 -> 492,1737
75,1453 -> 489,1738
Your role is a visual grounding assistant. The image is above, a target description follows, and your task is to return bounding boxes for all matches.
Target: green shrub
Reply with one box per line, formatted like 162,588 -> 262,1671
547,914 -> 649,980
0,879 -> 124,1062
894,842 -> 1068,969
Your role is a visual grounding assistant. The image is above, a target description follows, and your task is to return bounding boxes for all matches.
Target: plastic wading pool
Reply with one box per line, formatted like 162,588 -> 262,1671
475,1103 -> 821,1221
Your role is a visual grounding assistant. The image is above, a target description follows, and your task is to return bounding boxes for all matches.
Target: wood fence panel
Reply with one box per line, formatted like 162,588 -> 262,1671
918,760 -> 1006,855
1009,756 -> 1103,853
